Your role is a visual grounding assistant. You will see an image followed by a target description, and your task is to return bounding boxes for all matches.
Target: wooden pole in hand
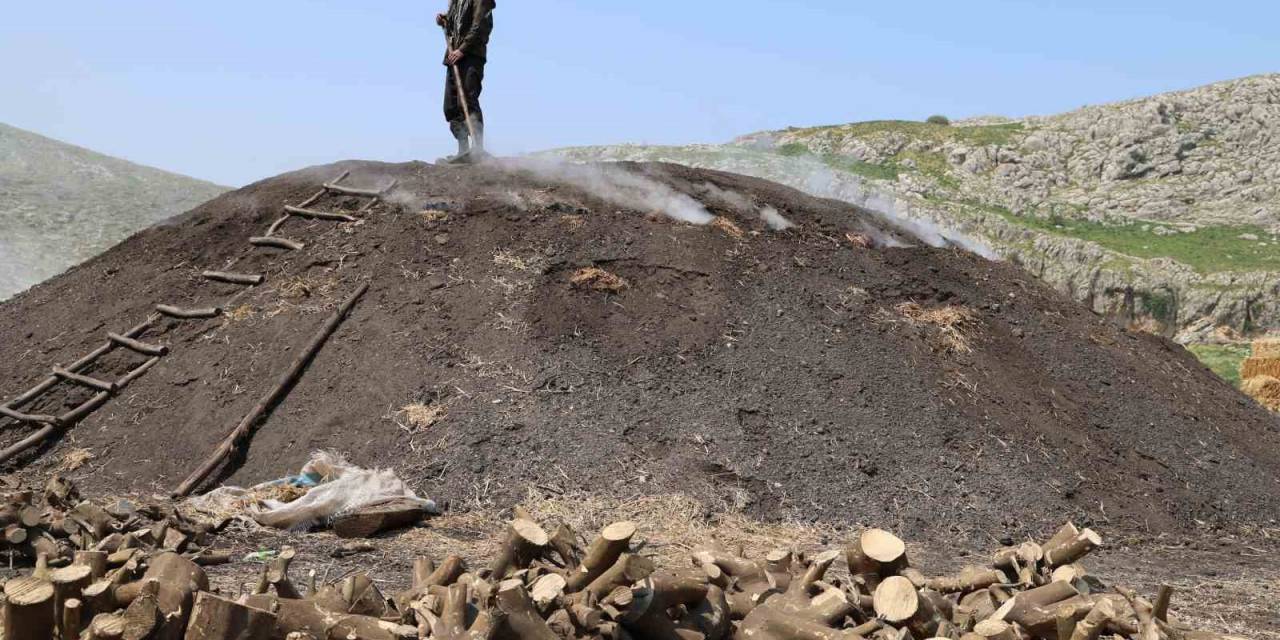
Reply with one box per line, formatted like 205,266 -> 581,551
172,282 -> 371,497
443,27 -> 478,142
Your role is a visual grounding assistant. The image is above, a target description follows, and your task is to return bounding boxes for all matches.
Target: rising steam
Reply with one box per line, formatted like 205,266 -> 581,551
500,157 -> 715,224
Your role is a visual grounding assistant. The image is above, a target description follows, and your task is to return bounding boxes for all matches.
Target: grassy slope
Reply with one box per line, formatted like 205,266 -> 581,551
771,120 -> 1280,275
1187,344 -> 1251,387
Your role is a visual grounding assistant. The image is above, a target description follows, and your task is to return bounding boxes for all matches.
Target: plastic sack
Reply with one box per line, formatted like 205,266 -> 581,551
186,451 -> 437,531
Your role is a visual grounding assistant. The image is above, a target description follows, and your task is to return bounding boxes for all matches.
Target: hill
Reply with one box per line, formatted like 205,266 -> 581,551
0,123 -> 228,299
557,75 -> 1280,348
0,159 -> 1276,542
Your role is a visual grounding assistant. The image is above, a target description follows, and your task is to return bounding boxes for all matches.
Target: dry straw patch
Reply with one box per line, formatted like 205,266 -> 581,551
711,216 -> 745,239
391,492 -> 835,570
493,249 -> 543,273
894,302 -> 979,354
58,448 -> 94,472
224,304 -> 257,323
570,267 -> 628,293
396,403 -> 447,432
845,232 -> 875,249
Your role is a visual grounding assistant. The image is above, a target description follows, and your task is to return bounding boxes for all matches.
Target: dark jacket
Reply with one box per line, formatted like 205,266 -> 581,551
446,0 -> 496,61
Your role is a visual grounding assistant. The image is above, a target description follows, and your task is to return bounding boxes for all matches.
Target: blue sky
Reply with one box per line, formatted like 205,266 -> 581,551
2,1 -> 1276,187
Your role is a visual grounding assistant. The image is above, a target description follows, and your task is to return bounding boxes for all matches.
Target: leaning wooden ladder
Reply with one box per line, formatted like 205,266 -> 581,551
0,171 -> 391,468
0,317 -> 168,463
262,171 -> 397,241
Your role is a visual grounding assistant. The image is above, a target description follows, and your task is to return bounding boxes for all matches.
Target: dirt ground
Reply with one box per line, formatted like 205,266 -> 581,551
1,159 -> 1278,549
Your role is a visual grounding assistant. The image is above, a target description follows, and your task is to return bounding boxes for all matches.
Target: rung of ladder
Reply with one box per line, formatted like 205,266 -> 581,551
249,236 -> 304,251
296,171 -> 350,209
108,333 -> 169,357
323,179 -> 397,199
323,183 -> 382,198
1,316 -> 153,422
0,405 -> 60,426
284,205 -> 357,222
203,271 -> 264,286
156,305 -> 222,319
52,367 -> 117,393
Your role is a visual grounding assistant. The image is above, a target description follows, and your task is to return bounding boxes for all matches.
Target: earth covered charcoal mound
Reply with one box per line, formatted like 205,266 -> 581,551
0,159 -> 1277,542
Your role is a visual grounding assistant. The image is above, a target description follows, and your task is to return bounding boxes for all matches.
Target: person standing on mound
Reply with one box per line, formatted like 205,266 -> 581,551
437,0 -> 496,164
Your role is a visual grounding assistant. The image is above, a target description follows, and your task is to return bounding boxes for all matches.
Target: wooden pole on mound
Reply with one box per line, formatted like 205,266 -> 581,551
442,26 -> 478,143
173,282 -> 370,497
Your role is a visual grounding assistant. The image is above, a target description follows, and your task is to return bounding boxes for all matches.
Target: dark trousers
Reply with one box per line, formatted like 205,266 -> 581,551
444,57 -> 485,141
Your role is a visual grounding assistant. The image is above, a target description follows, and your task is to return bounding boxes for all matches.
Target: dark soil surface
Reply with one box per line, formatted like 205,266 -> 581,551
1,159 -> 1278,542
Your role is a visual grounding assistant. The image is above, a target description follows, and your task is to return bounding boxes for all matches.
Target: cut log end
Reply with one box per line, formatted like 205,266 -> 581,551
862,528 -> 907,564
514,518 -> 551,546
601,520 -> 637,542
4,575 -> 55,605
873,575 -> 919,622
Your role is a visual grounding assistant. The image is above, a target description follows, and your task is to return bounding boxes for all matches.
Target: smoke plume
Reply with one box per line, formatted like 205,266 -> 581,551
499,157 -> 715,224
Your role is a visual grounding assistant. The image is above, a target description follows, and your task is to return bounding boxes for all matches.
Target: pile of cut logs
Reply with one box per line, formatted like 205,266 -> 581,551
0,490 -> 1244,640
1,477 -> 230,568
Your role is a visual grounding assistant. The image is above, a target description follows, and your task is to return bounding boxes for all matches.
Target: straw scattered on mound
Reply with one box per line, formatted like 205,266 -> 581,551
894,302 -> 979,354
570,267 -> 628,292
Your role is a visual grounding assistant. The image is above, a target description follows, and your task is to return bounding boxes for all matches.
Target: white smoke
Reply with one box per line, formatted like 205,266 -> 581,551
758,206 -> 795,231
696,182 -> 795,231
500,156 -> 714,224
797,161 -> 1000,259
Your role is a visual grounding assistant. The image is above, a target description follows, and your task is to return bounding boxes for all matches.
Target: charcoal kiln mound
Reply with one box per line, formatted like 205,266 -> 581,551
0,158 -> 1277,541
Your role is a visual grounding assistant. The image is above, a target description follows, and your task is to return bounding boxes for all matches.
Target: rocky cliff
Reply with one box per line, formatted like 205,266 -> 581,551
0,123 -> 228,299
559,75 -> 1280,342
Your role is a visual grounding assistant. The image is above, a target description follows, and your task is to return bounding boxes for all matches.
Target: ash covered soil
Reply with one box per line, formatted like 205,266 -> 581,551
1,159 -> 1278,541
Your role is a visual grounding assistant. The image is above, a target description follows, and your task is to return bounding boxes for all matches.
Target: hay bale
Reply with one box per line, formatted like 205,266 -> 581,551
1241,357 -> 1280,380
1243,375 -> 1280,399
1252,339 -> 1280,359
1243,376 -> 1280,412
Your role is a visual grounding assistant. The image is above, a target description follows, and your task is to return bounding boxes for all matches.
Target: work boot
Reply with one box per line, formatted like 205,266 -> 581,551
469,121 -> 489,161
441,136 -> 472,164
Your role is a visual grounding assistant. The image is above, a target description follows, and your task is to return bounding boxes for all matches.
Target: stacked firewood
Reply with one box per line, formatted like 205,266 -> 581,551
0,477 -> 229,568
0,502 -> 1247,640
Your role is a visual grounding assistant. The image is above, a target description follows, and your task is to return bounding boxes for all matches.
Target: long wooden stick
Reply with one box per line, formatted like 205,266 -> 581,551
173,282 -> 370,497
443,28 -> 478,142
